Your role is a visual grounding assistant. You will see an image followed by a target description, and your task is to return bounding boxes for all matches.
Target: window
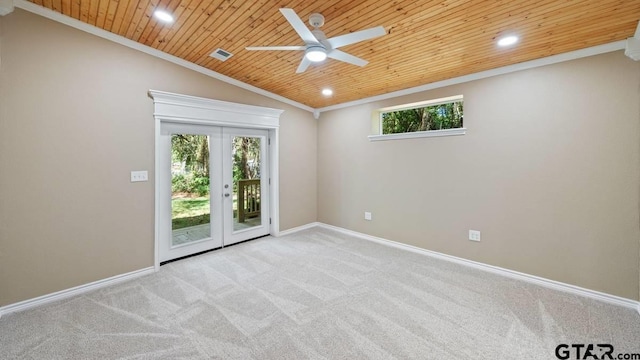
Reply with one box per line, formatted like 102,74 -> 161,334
369,95 -> 466,141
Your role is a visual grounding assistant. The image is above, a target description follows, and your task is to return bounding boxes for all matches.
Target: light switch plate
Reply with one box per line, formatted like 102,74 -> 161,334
131,170 -> 148,182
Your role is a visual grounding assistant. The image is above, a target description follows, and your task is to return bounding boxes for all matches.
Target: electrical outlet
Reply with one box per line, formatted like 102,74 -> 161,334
364,212 -> 372,221
469,230 -> 481,242
130,170 -> 148,182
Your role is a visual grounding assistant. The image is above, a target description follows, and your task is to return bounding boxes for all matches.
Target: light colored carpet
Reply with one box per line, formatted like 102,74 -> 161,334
1,227 -> 639,359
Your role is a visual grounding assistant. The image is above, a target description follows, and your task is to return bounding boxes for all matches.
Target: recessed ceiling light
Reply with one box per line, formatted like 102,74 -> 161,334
322,88 -> 333,96
497,35 -> 519,47
154,10 -> 174,23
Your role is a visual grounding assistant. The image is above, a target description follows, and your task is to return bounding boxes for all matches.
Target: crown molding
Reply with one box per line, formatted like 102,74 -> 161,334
149,89 -> 283,128
13,0 -> 314,113
12,0 -> 628,119
0,0 -> 14,16
316,41 -> 626,114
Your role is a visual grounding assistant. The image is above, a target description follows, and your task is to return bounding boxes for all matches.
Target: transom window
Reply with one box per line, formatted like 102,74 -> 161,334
369,95 -> 466,141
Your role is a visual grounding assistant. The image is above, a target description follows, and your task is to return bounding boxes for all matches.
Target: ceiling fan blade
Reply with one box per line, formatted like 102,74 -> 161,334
327,26 -> 386,49
280,8 -> 319,44
327,49 -> 368,67
296,57 -> 311,73
246,46 -> 306,51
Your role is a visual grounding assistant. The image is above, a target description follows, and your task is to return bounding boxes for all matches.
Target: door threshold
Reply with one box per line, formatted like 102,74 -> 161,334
224,233 -> 270,249
159,234 -> 270,266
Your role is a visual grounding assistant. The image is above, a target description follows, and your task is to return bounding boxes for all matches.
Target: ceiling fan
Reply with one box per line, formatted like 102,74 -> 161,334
245,8 -> 386,73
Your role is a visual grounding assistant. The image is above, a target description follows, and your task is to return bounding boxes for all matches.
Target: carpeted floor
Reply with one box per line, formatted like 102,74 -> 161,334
1,227 -> 639,359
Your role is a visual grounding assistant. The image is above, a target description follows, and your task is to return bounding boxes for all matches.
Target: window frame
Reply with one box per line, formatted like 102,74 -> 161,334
369,95 -> 466,141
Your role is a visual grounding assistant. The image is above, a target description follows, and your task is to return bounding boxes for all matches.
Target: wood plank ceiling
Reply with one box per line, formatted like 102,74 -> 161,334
29,0 -> 640,108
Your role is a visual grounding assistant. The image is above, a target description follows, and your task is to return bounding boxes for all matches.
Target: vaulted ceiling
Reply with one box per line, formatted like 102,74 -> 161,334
27,0 -> 640,108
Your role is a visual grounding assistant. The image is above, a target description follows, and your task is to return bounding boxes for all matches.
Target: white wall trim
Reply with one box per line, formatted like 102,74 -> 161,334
276,222 -> 322,237
14,0 -> 628,118
13,0 -> 313,113
154,114 -> 162,272
315,41 -> 626,114
269,129 -> 280,236
0,267 -> 155,318
149,90 -> 283,129
369,128 -> 466,141
312,223 -> 640,312
150,90 -> 282,266
0,0 -> 14,16
2,225 -> 637,317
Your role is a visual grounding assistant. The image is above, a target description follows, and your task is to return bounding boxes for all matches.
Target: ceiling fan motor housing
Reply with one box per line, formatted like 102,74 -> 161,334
245,8 -> 386,73
311,29 -> 328,44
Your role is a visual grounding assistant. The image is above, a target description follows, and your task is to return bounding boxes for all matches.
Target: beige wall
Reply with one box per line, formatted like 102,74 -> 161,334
318,51 -> 640,300
1,9 -> 638,307
0,9 -> 317,306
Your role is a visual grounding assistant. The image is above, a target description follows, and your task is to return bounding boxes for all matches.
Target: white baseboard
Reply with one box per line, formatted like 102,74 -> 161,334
0,267 -> 156,318
315,223 -> 640,313
276,222 -> 322,237
3,226 -> 638,318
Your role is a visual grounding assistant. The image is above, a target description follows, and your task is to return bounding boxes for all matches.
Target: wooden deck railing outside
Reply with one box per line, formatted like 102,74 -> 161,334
238,179 -> 260,223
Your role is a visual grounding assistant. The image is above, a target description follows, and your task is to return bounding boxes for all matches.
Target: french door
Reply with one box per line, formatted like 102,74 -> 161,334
159,123 -> 269,262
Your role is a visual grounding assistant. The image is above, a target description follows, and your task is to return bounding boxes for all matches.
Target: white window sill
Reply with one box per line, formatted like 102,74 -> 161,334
368,127 -> 466,141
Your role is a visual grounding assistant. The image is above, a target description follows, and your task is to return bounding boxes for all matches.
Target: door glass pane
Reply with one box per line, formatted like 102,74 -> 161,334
171,134 -> 211,246
232,136 -> 262,232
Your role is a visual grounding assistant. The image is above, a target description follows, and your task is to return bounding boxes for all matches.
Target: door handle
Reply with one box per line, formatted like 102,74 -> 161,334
224,193 -> 230,197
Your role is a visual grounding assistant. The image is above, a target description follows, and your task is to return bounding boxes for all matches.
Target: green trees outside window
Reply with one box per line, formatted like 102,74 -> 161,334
382,100 -> 463,134
171,134 -> 210,196
170,135 -> 260,196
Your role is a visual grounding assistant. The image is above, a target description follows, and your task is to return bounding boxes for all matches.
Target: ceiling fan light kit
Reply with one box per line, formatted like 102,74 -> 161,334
305,46 -> 327,62
246,8 -> 386,73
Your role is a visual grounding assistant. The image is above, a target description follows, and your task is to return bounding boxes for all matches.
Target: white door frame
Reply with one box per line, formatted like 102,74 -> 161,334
222,127 -> 270,246
149,90 -> 283,270
157,123 -> 223,262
